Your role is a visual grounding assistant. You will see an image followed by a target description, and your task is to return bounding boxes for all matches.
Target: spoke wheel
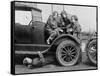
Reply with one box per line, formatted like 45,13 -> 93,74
87,39 -> 97,65
56,40 -> 80,66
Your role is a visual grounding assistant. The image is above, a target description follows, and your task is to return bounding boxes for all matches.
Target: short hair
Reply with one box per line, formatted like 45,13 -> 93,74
71,15 -> 78,21
61,10 -> 67,17
52,11 -> 58,16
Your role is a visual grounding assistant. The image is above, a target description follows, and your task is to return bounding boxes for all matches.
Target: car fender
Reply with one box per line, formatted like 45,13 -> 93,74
48,34 -> 81,52
85,38 -> 97,51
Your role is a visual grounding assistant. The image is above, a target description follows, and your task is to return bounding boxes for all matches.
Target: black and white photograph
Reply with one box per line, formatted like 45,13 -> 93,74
11,1 -> 98,75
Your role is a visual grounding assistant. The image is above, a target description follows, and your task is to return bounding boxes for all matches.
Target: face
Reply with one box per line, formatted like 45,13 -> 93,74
62,13 -> 66,18
71,17 -> 76,23
53,13 -> 58,18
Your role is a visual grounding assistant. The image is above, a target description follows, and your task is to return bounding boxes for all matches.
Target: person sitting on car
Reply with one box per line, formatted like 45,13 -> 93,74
45,11 -> 63,44
60,11 -> 71,26
60,10 -> 71,32
67,15 -> 81,37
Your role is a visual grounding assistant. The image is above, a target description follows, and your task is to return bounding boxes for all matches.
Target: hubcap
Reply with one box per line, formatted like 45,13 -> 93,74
89,42 -> 97,61
60,44 -> 77,63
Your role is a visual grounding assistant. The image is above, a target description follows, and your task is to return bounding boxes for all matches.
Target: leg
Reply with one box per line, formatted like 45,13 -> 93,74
77,32 -> 80,39
47,31 -> 57,44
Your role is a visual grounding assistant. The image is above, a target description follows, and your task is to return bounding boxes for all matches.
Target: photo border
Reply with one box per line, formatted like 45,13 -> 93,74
11,1 -> 98,75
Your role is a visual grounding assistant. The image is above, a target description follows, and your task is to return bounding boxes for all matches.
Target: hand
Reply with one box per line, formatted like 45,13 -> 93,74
59,29 -> 63,33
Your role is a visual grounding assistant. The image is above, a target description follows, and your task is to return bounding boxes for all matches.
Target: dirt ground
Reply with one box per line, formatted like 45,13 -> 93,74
15,40 -> 97,74
15,52 -> 97,74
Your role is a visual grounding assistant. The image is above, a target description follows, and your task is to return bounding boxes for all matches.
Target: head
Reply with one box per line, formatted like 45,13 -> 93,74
61,10 -> 67,19
52,11 -> 58,18
23,57 -> 32,66
71,15 -> 78,23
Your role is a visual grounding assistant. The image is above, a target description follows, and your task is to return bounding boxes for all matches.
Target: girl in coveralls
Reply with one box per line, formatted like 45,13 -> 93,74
68,15 -> 81,38
45,11 -> 63,44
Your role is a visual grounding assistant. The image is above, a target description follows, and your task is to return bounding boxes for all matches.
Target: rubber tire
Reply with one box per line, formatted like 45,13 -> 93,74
56,39 -> 81,66
86,39 -> 97,65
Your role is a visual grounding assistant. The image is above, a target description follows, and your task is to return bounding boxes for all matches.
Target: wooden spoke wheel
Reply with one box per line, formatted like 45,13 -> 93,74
86,39 -> 97,65
56,40 -> 81,66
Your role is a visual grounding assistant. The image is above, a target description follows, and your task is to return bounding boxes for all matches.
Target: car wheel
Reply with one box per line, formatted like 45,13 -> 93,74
86,39 -> 97,65
56,39 -> 81,66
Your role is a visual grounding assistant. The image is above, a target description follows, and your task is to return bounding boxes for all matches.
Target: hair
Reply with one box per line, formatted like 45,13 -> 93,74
61,10 -> 67,17
71,15 -> 78,21
52,11 -> 58,16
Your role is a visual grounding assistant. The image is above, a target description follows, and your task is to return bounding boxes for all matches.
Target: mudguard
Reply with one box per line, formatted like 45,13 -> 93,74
48,34 -> 81,52
85,37 -> 97,51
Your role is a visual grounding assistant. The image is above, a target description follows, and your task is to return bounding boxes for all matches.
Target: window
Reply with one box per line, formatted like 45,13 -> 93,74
15,10 -> 32,25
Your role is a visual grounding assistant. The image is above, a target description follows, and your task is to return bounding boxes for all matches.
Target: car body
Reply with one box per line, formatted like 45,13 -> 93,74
85,32 -> 97,65
14,3 -> 82,66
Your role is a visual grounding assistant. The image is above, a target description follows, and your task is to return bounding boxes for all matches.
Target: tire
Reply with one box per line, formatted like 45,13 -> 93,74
86,39 -> 97,65
56,39 -> 81,66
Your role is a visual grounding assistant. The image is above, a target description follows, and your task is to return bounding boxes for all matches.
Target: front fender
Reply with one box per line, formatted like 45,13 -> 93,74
85,38 -> 97,51
53,34 -> 81,45
48,34 -> 81,52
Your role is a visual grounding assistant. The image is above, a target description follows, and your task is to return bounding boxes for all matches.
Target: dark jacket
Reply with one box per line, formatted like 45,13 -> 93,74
69,22 -> 81,33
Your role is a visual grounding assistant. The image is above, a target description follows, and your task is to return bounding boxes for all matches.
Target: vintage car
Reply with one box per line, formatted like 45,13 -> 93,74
14,3 -> 82,66
85,32 -> 97,65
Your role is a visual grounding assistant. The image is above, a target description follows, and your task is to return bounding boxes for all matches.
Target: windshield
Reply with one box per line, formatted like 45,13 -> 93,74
15,10 -> 32,25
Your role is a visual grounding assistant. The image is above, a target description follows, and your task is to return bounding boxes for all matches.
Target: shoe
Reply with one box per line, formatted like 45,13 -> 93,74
47,39 -> 50,44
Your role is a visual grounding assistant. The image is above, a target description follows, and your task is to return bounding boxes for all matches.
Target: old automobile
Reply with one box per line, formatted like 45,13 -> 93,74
85,32 -> 97,65
14,3 -> 82,67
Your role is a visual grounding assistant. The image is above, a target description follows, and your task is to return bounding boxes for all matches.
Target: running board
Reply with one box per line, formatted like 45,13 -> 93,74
15,44 -> 50,51
15,49 -> 48,55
